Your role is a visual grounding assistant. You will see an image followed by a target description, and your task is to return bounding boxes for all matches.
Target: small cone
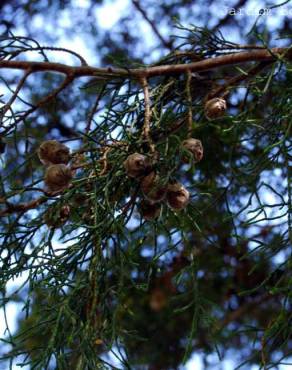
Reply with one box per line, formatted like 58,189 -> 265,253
44,164 -> 72,192
166,182 -> 190,210
204,97 -> 226,120
181,138 -> 203,164
141,172 -> 167,203
123,152 -> 151,178
38,140 -> 70,166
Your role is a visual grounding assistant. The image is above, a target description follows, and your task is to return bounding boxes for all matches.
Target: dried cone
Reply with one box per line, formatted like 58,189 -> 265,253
141,171 -> 166,203
182,138 -> 203,164
44,164 -> 73,192
166,182 -> 190,210
44,205 -> 70,228
204,97 -> 226,120
123,152 -> 151,178
38,140 -> 70,166
140,200 -> 161,221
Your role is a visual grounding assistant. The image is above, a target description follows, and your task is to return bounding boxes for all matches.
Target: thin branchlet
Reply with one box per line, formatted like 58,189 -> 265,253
140,76 -> 155,153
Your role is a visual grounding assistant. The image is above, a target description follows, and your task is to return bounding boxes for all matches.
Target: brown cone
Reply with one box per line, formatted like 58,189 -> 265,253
182,138 -> 203,164
38,140 -> 70,166
123,152 -> 151,178
166,182 -> 190,210
44,164 -> 73,192
204,97 -> 226,120
141,172 -> 167,203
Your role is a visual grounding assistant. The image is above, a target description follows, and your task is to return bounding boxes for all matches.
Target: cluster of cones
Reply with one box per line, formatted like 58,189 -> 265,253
38,140 -> 73,192
123,138 -> 204,221
38,92 -> 227,224
123,95 -> 228,221
38,140 -> 73,227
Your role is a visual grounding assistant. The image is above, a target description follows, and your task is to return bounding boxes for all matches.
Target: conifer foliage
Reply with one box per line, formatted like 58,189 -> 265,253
0,4 -> 291,369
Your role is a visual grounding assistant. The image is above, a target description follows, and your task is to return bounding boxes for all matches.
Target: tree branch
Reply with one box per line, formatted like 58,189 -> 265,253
0,47 -> 289,79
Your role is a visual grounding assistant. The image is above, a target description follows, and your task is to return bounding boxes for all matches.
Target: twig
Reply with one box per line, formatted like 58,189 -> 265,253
121,185 -> 140,215
9,46 -> 88,66
219,293 -> 274,330
185,70 -> 192,137
132,0 -> 172,50
151,116 -> 187,143
213,0 -> 249,30
140,76 -> 155,153
208,61 -> 273,99
1,194 -> 51,217
0,68 -> 32,121
261,331 -> 267,370
2,73 -> 74,134
85,85 -> 106,135
99,147 -> 111,176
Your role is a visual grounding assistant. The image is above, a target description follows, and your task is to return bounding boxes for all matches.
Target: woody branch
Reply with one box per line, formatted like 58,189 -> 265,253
0,47 -> 290,79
